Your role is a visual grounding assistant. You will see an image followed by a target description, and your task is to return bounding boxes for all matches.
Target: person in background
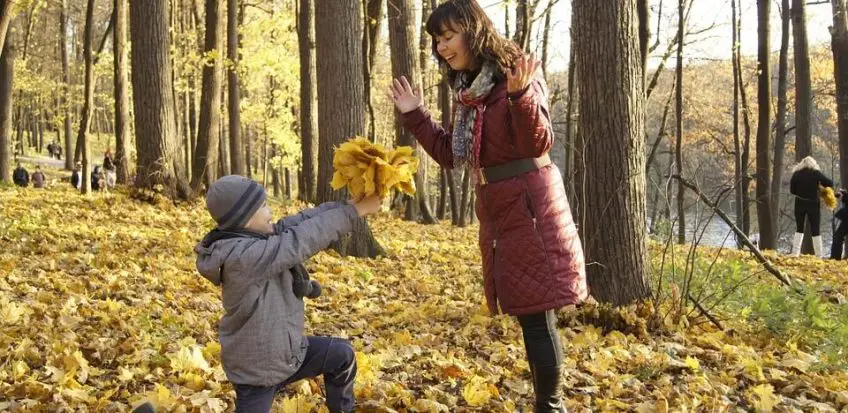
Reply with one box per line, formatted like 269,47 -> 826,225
70,163 -> 82,190
31,165 -> 46,189
789,156 -> 833,257
13,162 -> 29,187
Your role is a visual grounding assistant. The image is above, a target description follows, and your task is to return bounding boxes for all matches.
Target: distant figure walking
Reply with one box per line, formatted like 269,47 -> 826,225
790,156 -> 833,256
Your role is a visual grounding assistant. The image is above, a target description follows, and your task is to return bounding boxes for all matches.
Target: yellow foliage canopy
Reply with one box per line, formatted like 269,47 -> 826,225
331,137 -> 419,198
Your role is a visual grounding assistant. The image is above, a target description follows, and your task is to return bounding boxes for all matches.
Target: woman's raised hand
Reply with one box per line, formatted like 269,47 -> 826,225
506,53 -> 542,95
388,76 -> 423,114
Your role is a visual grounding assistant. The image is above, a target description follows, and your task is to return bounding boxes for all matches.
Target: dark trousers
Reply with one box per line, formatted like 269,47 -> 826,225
517,310 -> 566,412
832,223 -> 847,259
795,200 -> 822,236
234,336 -> 357,413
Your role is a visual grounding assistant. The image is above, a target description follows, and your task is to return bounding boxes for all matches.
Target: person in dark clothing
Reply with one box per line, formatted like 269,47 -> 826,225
831,189 -> 848,259
55,144 -> 62,160
47,142 -> 55,159
790,156 -> 833,256
91,165 -> 103,191
70,163 -> 82,189
13,162 -> 29,187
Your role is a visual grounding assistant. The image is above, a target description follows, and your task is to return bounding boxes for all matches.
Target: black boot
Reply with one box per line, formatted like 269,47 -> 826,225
532,364 -> 566,413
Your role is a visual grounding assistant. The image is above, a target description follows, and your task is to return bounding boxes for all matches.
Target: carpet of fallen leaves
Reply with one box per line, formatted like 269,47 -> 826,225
2,185 -> 848,412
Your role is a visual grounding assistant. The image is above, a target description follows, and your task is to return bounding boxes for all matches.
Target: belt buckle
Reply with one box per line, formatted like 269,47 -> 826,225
475,168 -> 488,186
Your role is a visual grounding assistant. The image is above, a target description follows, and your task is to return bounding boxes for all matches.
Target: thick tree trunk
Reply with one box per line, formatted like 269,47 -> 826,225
114,0 -> 131,184
388,0 -> 434,223
297,0 -> 318,202
362,0 -> 383,141
0,25 -> 11,183
675,0 -> 685,244
316,0 -> 384,257
0,0 -> 13,60
130,0 -> 191,200
227,0 -> 245,175
77,0 -> 97,194
574,0 -> 651,306
792,0 -> 813,160
831,0 -> 848,189
756,0 -> 775,249
772,0 -> 790,241
191,0 -> 224,190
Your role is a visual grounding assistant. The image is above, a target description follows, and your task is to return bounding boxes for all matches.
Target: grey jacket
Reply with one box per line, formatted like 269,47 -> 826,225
195,201 -> 359,386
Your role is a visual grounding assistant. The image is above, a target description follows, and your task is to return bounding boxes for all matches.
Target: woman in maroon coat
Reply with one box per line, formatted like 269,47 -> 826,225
389,1 -> 586,411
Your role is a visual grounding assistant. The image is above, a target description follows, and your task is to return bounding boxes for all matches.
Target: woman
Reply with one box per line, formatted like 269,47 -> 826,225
389,1 -> 585,411
789,156 -> 833,256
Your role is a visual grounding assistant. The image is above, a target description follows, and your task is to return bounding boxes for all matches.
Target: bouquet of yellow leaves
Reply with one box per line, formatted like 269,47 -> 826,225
331,136 -> 419,198
820,184 -> 837,210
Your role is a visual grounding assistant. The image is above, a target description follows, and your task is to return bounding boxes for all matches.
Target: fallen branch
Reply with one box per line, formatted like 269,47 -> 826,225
688,293 -> 724,330
671,175 -> 792,287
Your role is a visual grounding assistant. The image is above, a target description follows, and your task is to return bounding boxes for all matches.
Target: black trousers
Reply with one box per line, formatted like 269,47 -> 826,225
832,223 -> 847,259
795,200 -> 822,236
517,310 -> 565,412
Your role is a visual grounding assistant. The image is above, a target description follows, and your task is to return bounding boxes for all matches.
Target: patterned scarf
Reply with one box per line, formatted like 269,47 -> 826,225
452,61 -> 497,169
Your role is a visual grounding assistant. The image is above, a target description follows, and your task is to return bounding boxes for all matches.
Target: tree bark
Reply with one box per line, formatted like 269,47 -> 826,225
772,0 -> 791,241
191,0 -> 224,190
363,0 -> 383,141
77,0 -> 97,194
316,0 -> 385,257
227,0 -> 245,175
792,0 -> 813,160
0,24 -> 11,183
0,0 -> 13,60
388,0 -> 435,223
114,0 -> 131,184
297,0 -> 318,202
733,0 -> 743,245
130,0 -> 191,200
831,0 -> 848,191
574,0 -> 651,306
756,0 -> 775,249
61,0 -> 73,170
675,0 -> 685,244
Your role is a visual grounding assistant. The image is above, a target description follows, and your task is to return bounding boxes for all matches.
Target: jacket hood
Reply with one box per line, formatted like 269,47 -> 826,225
194,229 -> 265,285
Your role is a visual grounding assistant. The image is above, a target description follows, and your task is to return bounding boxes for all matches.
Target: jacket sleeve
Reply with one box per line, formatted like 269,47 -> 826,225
246,204 -> 360,279
790,173 -> 798,196
402,106 -> 455,168
274,201 -> 347,231
508,75 -> 553,158
819,171 -> 834,188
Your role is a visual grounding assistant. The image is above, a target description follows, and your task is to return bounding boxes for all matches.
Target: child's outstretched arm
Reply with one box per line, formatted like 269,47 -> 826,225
274,201 -> 349,231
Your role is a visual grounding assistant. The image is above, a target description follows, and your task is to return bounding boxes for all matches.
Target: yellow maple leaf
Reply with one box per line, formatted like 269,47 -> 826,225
331,136 -> 418,198
169,345 -> 211,373
750,384 -> 780,412
461,375 -> 494,407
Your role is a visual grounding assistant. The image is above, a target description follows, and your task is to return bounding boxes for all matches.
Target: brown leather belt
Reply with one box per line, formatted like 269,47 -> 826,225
478,153 -> 551,185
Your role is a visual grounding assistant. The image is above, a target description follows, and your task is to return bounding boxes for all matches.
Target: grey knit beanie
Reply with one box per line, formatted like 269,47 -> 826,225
205,175 -> 267,230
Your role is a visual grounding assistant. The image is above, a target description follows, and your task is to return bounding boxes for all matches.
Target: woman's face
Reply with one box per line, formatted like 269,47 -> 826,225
435,25 -> 475,71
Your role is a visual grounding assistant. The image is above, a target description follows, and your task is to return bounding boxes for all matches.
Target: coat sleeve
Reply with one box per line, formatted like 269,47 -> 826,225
274,201 -> 347,231
246,204 -> 360,279
818,171 -> 834,188
402,106 -> 455,168
508,75 -> 553,158
790,173 -> 798,196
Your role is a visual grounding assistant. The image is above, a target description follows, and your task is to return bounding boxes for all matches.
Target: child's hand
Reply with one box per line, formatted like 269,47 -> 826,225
353,195 -> 382,217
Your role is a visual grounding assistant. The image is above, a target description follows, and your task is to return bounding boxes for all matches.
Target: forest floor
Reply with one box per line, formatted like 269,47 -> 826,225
1,185 -> 848,412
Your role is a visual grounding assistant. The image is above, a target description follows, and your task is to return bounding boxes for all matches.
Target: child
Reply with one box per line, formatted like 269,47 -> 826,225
194,175 -> 381,413
31,165 -> 46,188
831,189 -> 848,260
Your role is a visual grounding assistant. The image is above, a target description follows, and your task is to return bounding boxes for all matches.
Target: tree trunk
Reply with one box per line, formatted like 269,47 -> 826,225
458,169 -> 471,227
362,0 -> 383,141
316,0 -> 384,258
737,10 -> 753,238
61,0 -> 73,170
437,168 -> 447,219
831,0 -> 848,190
227,0 -> 245,175
0,25 -> 11,183
77,0 -> 97,194
638,0 -> 650,80
756,0 -> 775,249
285,167 -> 292,199
513,0 -> 533,52
130,0 -> 191,200
792,0 -> 813,160
574,0 -> 651,306
564,38 -> 578,204
0,0 -> 13,60
541,1 -> 552,76
772,0 -> 790,243
191,0 -> 224,190
388,0 -> 434,223
733,0 -> 743,246
675,0 -> 685,244
297,0 -> 318,202
114,0 -> 131,184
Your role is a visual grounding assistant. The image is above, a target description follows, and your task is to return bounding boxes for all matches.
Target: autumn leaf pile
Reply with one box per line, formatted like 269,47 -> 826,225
331,137 -> 418,199
820,185 -> 838,210
2,186 -> 848,412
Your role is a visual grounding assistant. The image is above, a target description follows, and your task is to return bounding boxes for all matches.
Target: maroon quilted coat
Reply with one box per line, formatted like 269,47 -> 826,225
403,76 -> 588,316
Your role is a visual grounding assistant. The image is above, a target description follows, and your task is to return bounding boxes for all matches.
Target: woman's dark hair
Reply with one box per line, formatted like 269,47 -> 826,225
425,0 -> 523,86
